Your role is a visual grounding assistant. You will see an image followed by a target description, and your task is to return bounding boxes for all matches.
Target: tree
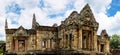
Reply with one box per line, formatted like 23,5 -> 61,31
0,40 -> 5,43
0,47 -> 3,55
0,40 -> 5,55
110,34 -> 120,49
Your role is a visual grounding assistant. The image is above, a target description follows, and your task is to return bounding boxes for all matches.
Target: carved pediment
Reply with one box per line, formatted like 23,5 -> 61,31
13,26 -> 29,37
77,4 -> 99,30
98,38 -> 106,43
101,29 -> 108,36
79,4 -> 96,23
60,4 -> 99,30
64,11 -> 78,26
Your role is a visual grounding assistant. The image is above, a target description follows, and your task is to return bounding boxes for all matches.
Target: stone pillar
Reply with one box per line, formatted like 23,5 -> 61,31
78,29 -> 82,49
51,39 -> 53,49
74,33 -> 77,49
91,31 -> 93,50
62,30 -> 64,49
12,39 -> 15,51
52,40 -> 55,49
48,39 -> 50,48
47,40 -> 49,49
46,40 -> 48,49
91,31 -> 94,50
62,36 -> 64,48
63,35 -> 65,48
36,39 -> 38,50
70,34 -> 72,49
68,34 -> 70,49
40,39 -> 42,50
65,35 -> 67,48
71,34 -> 73,49
11,38 -> 13,51
93,31 -> 97,51
15,40 -> 18,52
88,34 -> 90,50
67,35 -> 68,48
34,36 -> 36,50
25,39 -> 28,51
73,34 -> 75,49
50,39 -> 51,48
106,40 -> 110,53
99,44 -> 100,52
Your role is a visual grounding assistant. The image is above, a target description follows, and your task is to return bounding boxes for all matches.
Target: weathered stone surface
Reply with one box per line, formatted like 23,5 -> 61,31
5,4 -> 110,55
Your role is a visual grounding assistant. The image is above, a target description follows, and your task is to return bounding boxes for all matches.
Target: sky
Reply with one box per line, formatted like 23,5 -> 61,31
0,0 -> 120,40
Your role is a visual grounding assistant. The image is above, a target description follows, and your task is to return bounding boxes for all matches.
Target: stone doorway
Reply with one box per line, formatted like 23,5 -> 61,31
82,30 -> 92,50
69,34 -> 72,49
18,40 -> 25,52
101,44 -> 104,52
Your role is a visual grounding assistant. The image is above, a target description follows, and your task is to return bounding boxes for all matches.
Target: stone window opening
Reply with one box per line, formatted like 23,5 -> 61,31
50,39 -> 52,48
69,34 -> 72,49
82,30 -> 92,50
100,44 -> 104,52
65,34 -> 68,48
42,40 -> 46,48
83,36 -> 87,48
18,40 -> 25,52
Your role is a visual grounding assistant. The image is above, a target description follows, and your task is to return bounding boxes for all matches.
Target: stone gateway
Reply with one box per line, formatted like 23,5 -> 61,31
5,4 -> 111,55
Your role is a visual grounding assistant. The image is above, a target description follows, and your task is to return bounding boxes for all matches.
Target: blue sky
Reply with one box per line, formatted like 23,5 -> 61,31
107,0 -> 120,17
0,0 -> 120,40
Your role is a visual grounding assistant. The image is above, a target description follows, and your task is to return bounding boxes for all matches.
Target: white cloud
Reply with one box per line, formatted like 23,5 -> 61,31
0,0 -> 120,40
95,11 -> 120,36
84,0 -> 112,13
43,0 -> 69,13
74,0 -> 86,12
15,0 -> 40,9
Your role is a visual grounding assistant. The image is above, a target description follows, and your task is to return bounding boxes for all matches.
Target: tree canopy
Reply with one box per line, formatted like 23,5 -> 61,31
110,34 -> 120,49
0,40 -> 5,43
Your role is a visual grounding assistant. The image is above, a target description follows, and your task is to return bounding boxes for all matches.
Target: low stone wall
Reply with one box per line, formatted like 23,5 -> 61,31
111,49 -> 120,55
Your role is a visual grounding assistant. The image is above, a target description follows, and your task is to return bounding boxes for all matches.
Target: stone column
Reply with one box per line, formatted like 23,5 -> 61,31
51,39 -> 53,49
11,38 -> 13,51
78,29 -> 82,50
71,34 -> 73,49
25,39 -> 28,51
68,34 -> 70,49
93,31 -> 97,51
15,40 -> 18,52
52,41 -> 55,49
47,40 -> 49,49
62,30 -> 64,48
88,33 -> 90,50
106,40 -> 110,53
48,39 -> 50,48
92,31 -> 94,51
74,33 -> 77,49
25,40 -> 26,51
63,34 -> 65,48
46,40 -> 48,49
70,34 -> 72,49
99,44 -> 100,52
50,39 -> 51,48
65,35 -> 67,48
73,34 -> 76,49
40,39 -> 42,50
90,32 -> 93,50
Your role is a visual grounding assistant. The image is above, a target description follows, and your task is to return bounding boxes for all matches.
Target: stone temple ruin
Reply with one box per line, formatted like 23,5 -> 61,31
5,4 -> 111,55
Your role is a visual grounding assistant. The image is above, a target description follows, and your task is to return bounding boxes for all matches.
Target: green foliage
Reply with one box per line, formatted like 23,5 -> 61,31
110,34 -> 120,49
0,40 -> 5,55
0,47 -> 3,55
0,40 -> 5,43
